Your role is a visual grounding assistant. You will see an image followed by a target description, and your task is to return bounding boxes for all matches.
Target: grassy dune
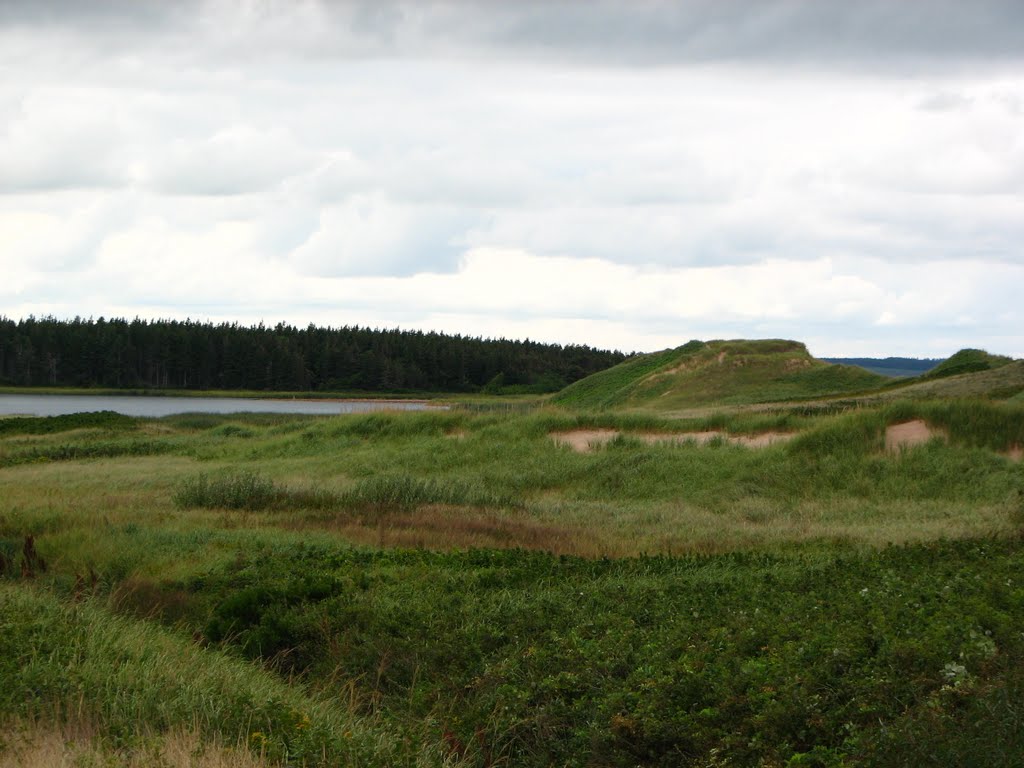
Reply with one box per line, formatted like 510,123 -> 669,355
552,339 -> 887,411
3,400 -> 1024,766
552,341 -> 1024,414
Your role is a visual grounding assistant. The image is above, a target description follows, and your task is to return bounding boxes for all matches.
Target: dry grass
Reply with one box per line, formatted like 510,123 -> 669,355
0,720 -> 272,768
294,504 -> 602,556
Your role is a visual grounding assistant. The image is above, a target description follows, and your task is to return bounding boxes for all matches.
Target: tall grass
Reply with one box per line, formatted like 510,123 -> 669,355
173,472 -> 284,511
0,585 -> 438,766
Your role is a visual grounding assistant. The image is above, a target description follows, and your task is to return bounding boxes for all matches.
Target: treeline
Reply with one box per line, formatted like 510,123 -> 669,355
0,316 -> 626,394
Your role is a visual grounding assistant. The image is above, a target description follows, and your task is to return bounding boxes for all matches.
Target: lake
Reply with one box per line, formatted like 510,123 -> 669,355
0,394 -> 446,418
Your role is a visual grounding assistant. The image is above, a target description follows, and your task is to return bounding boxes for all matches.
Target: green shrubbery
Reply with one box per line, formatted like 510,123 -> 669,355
0,410 -> 137,436
165,537 -> 1024,767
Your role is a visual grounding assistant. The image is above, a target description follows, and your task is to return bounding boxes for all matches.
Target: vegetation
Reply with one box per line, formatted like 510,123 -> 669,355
3,354 -> 1024,765
553,339 -> 887,411
873,360 -> 1024,402
0,315 -> 624,393
0,410 -> 137,436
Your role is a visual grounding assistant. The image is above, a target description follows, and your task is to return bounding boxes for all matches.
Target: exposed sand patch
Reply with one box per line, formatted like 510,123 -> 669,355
1007,445 -> 1022,462
552,429 -> 795,452
550,429 -> 620,452
885,420 -> 945,451
445,429 -> 467,440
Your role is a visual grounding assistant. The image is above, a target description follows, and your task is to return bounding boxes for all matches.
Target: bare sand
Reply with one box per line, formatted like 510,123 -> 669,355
550,429 -> 620,451
885,420 -> 944,451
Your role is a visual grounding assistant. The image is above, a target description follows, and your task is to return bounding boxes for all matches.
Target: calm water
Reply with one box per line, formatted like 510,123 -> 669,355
0,394 -> 446,418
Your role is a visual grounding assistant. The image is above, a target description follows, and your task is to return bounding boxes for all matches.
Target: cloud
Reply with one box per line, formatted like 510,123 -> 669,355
7,1 -> 1024,69
289,194 -> 474,276
0,89 -> 133,192
147,125 -> 316,196
11,247 -> 1021,356
2,1 -> 1023,357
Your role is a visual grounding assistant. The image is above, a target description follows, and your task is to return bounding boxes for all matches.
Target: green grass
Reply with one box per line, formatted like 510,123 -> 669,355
0,584 -> 428,766
876,360 -> 1024,402
3,401 -> 1024,765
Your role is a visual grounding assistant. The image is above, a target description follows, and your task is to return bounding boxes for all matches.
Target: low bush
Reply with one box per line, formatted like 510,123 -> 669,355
0,411 -> 137,436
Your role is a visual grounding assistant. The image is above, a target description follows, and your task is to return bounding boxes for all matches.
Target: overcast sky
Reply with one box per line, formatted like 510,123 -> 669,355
2,1 -> 1023,357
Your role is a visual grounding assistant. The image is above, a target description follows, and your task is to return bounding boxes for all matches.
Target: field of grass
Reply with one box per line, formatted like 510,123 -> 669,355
2,400 -> 1024,766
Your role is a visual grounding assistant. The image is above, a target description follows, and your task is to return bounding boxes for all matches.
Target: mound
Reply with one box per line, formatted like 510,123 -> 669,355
922,348 -> 1015,380
551,339 -> 886,410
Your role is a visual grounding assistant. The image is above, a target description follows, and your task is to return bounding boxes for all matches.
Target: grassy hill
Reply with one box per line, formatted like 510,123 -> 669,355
551,339 -> 887,410
878,358 -> 1024,401
920,348 -> 1015,380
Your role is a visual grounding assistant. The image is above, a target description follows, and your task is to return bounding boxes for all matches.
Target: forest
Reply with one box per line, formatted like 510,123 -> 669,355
0,316 -> 626,394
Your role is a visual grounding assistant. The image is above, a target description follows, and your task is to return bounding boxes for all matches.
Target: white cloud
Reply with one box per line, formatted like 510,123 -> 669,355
147,125 -> 316,196
288,194 -> 473,276
1,2 -> 1023,357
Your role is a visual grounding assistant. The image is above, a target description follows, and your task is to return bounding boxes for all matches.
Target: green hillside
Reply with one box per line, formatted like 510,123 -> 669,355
920,348 -> 1015,380
551,339 -> 887,410
880,358 -> 1024,401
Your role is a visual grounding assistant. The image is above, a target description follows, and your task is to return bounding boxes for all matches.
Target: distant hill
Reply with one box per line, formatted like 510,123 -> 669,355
552,339 -> 886,410
876,359 -> 1024,401
821,357 -> 942,378
919,348 -> 1015,381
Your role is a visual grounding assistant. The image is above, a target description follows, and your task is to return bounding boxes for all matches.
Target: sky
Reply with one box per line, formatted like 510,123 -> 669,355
2,1 -> 1023,358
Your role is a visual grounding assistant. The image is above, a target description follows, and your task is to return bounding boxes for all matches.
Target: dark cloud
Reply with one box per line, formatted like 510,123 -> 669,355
4,1 -> 1024,69
447,0 -> 1024,67
0,0 -> 198,34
